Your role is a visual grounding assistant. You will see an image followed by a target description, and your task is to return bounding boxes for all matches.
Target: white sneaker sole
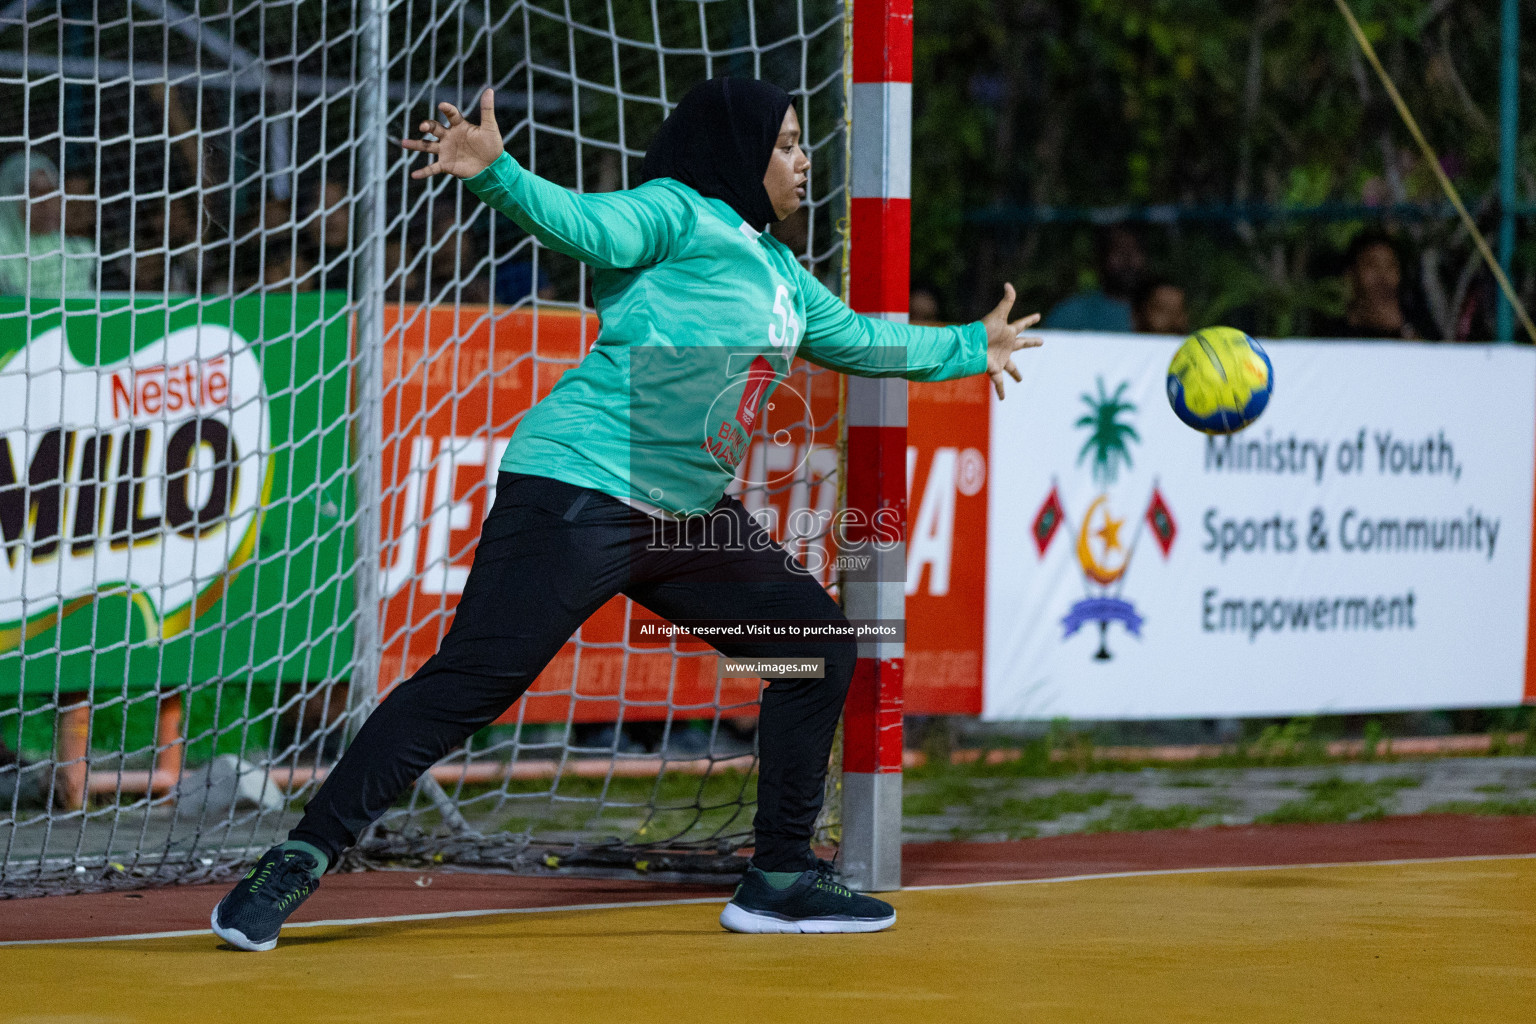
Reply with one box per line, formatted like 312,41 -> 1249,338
210,905 -> 278,952
719,901 -> 896,934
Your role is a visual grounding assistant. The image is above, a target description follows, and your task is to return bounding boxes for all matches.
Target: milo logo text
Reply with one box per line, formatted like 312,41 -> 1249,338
0,324 -> 268,642
0,416 -> 239,565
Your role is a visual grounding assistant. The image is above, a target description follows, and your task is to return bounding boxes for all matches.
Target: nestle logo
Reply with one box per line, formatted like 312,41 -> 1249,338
110,357 -> 230,419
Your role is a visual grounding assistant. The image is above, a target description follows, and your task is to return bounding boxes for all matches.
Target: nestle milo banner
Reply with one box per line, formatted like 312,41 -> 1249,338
985,333 -> 1536,719
0,294 -> 353,695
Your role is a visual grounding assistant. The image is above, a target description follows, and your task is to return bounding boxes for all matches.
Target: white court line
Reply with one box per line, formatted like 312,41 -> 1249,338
0,896 -> 731,947
3,851 -> 1533,948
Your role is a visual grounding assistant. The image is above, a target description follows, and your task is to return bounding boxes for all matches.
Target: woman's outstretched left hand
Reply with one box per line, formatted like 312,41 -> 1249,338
401,89 -> 505,180
982,283 -> 1042,400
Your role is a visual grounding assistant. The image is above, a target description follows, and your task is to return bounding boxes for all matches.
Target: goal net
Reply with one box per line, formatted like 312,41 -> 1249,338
0,0 -> 851,896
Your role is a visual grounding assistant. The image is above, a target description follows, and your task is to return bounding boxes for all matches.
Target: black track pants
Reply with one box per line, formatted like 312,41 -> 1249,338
291,472 -> 856,872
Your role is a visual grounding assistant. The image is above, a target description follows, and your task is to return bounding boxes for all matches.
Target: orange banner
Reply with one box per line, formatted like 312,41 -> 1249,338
376,304 -> 850,722
906,376 -> 989,714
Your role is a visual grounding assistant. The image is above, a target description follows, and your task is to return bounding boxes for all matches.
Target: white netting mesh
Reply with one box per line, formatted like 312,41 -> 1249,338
0,0 -> 848,897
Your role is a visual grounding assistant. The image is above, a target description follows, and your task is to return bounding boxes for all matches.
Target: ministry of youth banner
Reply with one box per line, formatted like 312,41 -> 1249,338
984,332 -> 1536,720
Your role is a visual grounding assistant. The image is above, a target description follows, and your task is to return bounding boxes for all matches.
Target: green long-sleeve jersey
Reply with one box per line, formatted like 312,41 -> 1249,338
462,151 -> 988,516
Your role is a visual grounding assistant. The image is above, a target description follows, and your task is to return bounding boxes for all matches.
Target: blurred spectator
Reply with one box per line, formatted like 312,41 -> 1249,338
261,195 -> 292,234
161,197 -> 201,292
303,178 -> 351,292
63,173 -> 96,240
1313,229 -> 1437,340
232,237 -> 315,294
429,208 -> 490,303
910,286 -> 941,322
173,198 -> 207,292
263,242 -> 317,292
385,237 -> 424,301
114,197 -> 202,294
1454,268 -> 1498,342
228,192 -> 308,292
128,249 -> 166,293
0,152 -> 97,295
1043,225 -> 1144,332
1132,277 -> 1189,335
232,239 -> 264,293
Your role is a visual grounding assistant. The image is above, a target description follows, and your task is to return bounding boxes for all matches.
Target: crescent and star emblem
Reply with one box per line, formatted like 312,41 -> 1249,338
1075,494 -> 1128,585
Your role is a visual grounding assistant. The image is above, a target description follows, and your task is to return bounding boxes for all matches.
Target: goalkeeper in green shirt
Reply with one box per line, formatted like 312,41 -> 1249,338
212,77 -> 1042,950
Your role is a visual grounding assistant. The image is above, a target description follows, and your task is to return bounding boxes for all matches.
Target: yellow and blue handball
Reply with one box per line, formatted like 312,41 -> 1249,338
1166,327 -> 1273,434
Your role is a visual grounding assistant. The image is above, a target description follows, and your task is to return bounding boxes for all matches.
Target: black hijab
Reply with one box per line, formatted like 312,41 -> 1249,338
640,77 -> 793,232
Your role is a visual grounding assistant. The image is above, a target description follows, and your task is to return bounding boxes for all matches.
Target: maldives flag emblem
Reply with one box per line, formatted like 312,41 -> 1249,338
1032,485 -> 1064,556
1145,486 -> 1176,557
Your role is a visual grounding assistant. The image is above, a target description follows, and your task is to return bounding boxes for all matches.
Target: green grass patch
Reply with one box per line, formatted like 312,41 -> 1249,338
986,790 -> 1124,821
1084,802 -> 1230,833
1423,798 -> 1536,816
901,713 -> 1490,783
1255,776 -> 1420,825
1238,718 -> 1329,765
902,773 -> 984,816
905,780 -> 1129,828
976,791 -> 1128,839
905,779 -> 1134,840
1472,784 -> 1509,794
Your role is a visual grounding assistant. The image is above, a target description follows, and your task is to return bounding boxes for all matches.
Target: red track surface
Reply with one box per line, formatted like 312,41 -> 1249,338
3,814 -> 1532,943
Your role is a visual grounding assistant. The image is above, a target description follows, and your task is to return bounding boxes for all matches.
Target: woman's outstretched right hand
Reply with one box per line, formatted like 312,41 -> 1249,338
983,283 -> 1043,401
401,88 -> 504,180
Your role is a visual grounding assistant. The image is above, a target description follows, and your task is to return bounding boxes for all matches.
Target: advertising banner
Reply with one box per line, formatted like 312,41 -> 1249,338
0,294 -> 354,696
984,332 -> 1536,719
906,374 -> 990,713
377,305 -> 844,721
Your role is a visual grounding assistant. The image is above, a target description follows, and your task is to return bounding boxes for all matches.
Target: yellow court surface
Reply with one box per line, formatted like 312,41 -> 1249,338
6,857 -> 1533,1024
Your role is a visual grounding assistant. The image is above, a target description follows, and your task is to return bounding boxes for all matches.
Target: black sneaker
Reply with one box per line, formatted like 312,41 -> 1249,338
720,861 -> 896,934
210,845 -> 321,951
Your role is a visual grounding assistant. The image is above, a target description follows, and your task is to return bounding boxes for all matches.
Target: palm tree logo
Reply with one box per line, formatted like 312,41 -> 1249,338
1075,378 -> 1139,487
1047,377 -> 1162,661
1033,376 -> 1177,661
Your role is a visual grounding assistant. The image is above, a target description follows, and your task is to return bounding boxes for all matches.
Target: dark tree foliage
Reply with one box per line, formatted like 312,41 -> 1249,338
912,0 -> 1536,339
